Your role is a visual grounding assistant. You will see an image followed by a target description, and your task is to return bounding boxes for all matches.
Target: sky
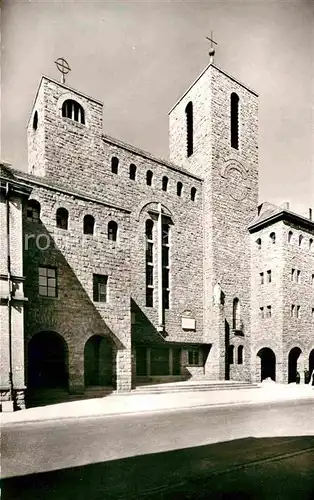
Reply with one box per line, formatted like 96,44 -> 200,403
1,0 -> 313,216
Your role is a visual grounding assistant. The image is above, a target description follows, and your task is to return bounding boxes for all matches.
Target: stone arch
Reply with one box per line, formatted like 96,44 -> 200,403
27,330 -> 68,389
288,347 -> 302,383
256,347 -> 276,382
84,335 -> 115,387
57,92 -> 90,126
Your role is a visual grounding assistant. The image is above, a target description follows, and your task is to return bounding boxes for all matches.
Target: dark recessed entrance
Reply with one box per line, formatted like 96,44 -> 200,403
288,347 -> 302,383
257,347 -> 276,382
28,331 -> 68,389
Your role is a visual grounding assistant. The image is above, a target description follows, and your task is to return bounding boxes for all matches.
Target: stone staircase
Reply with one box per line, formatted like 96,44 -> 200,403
132,380 -> 259,395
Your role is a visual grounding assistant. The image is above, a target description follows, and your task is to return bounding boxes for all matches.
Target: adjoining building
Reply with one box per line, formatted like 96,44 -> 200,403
1,57 -> 313,410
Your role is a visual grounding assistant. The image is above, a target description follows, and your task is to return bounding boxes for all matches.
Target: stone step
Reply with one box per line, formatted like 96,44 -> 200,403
132,382 -> 258,394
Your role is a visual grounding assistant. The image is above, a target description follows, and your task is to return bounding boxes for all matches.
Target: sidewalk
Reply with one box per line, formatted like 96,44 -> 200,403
1,383 -> 313,426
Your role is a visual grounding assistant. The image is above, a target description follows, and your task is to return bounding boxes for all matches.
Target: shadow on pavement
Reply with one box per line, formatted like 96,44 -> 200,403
2,436 -> 314,499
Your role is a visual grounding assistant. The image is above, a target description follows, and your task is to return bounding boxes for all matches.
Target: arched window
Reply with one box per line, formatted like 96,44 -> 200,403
288,231 -> 293,244
256,238 -> 262,250
230,93 -> 239,149
299,234 -> 303,247
309,238 -> 313,251
33,111 -> 38,130
237,346 -> 244,365
111,157 -> 119,174
108,221 -> 118,241
162,176 -> 168,192
56,207 -> 68,230
270,232 -> 276,244
228,345 -> 234,365
185,101 -> 193,157
145,219 -> 154,307
26,200 -> 41,222
83,214 -> 95,235
129,164 -> 136,180
177,182 -> 183,197
146,170 -> 153,186
62,99 -> 85,124
233,298 -> 240,330
191,187 -> 197,201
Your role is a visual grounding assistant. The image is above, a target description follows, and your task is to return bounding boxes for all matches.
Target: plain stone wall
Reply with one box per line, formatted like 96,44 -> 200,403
169,64 -> 259,382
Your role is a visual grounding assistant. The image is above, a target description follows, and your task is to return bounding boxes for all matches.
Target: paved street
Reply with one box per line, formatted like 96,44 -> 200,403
2,400 -> 314,499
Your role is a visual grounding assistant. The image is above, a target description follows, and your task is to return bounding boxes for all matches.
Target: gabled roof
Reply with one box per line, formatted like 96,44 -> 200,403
249,202 -> 314,233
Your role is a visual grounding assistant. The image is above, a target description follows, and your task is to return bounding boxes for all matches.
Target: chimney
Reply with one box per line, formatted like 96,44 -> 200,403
281,202 -> 290,210
309,208 -> 313,221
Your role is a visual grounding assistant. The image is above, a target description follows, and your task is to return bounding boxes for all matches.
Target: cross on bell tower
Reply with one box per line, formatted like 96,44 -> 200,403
206,31 -> 217,64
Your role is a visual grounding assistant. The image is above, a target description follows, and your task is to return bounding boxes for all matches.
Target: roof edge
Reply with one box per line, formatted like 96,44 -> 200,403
248,209 -> 314,233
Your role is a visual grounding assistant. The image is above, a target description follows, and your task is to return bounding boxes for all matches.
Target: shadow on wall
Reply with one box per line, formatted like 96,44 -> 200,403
23,219 -> 129,396
3,436 -> 314,499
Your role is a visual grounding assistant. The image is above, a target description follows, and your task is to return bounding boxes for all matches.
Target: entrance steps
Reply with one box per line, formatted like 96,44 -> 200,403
26,386 -> 114,408
132,380 -> 258,394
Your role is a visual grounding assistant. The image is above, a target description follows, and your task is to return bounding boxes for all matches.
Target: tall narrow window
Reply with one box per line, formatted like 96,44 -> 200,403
288,231 -> 293,243
233,298 -> 240,330
162,222 -> 170,310
299,234 -> 303,247
33,111 -> 38,130
93,274 -> 108,302
230,93 -> 239,149
146,220 -> 154,307
129,164 -> 136,180
162,176 -> 168,192
108,221 -> 118,241
111,157 -> 119,174
83,214 -> 95,235
177,182 -> 183,197
267,270 -> 272,283
237,345 -> 244,365
185,101 -> 193,157
256,238 -> 262,250
191,187 -> 197,201
56,207 -> 69,230
146,170 -> 153,186
309,238 -> 313,251
228,345 -> 234,365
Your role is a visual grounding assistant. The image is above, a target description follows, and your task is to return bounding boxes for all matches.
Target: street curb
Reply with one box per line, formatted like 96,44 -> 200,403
1,394 -> 314,427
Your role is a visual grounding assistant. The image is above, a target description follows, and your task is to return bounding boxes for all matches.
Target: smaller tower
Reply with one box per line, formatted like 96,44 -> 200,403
27,74 -> 103,183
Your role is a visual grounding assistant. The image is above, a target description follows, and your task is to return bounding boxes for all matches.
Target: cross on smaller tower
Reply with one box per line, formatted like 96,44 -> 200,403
54,57 -> 71,84
206,31 -> 217,64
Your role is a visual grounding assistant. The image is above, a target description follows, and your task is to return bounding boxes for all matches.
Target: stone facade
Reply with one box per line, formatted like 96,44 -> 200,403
1,60 -> 313,410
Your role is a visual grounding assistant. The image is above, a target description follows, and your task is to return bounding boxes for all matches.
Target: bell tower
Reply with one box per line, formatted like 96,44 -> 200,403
169,59 -> 259,380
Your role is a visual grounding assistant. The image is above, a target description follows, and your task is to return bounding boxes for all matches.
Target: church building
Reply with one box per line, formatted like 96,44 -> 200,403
1,54 -> 313,410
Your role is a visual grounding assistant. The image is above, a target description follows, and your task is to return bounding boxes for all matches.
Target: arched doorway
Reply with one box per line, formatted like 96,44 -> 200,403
309,349 -> 314,383
288,347 -> 302,383
28,331 -> 68,388
257,348 -> 276,381
84,335 -> 113,387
